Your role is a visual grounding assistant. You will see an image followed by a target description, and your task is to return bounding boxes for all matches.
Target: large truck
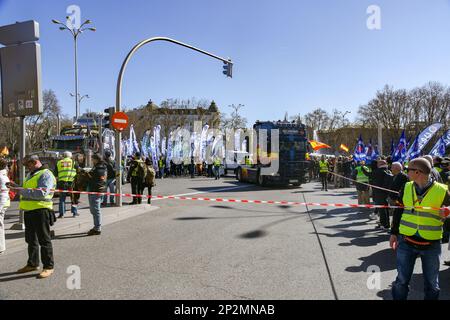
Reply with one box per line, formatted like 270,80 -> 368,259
235,120 -> 309,187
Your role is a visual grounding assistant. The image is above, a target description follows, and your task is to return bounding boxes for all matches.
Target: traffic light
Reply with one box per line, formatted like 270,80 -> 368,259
222,59 -> 233,78
104,107 -> 115,129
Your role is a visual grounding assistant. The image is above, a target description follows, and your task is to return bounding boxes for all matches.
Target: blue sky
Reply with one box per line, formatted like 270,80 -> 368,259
2,0 -> 450,125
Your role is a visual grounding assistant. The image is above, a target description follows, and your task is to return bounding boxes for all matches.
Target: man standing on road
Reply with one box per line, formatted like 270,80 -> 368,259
86,153 -> 107,236
127,152 -> 146,204
213,156 -> 221,180
55,151 -> 78,218
102,151 -> 116,207
10,155 -> 57,279
390,157 -> 450,300
372,160 -> 393,229
319,155 -> 329,191
353,160 -> 371,209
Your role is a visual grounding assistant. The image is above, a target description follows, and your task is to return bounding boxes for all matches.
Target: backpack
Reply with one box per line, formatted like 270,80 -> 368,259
145,166 -> 156,187
135,160 -> 147,183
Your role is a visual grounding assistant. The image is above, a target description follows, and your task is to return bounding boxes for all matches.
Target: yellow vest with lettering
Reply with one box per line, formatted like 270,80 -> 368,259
20,169 -> 56,211
57,158 -> 76,182
399,181 -> 448,240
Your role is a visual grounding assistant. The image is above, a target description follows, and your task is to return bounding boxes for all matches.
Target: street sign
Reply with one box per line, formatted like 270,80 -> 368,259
0,42 -> 43,117
0,21 -> 39,46
111,111 -> 129,131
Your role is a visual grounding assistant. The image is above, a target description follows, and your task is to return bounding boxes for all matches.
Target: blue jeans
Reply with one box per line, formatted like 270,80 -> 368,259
214,166 -> 220,179
392,235 -> 441,300
88,194 -> 103,231
102,179 -> 116,205
59,192 -> 78,216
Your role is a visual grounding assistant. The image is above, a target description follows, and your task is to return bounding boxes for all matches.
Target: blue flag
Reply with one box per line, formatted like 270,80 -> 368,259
438,137 -> 447,157
408,136 -> 420,160
353,134 -> 366,162
406,123 -> 443,158
393,130 -> 407,163
365,139 -> 373,164
372,144 -> 380,161
429,129 -> 450,157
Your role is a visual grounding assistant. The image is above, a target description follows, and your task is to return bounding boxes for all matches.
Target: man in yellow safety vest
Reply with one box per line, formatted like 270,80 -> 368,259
319,155 -> 329,191
55,151 -> 78,218
9,155 -> 57,279
390,157 -> 450,300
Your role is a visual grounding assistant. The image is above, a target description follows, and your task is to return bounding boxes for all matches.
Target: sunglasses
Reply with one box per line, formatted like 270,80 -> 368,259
406,167 -> 423,173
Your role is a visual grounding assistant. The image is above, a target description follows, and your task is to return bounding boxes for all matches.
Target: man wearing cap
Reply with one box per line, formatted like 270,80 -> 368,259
8,155 -> 57,279
371,160 -> 393,229
127,152 -> 146,205
423,155 -> 443,183
390,157 -> 450,300
440,157 -> 450,187
55,151 -> 78,218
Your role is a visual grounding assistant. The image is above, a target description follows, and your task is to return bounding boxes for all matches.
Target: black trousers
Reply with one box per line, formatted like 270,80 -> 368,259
24,209 -> 54,269
374,197 -> 390,228
131,177 -> 144,204
143,185 -> 152,203
320,172 -> 328,190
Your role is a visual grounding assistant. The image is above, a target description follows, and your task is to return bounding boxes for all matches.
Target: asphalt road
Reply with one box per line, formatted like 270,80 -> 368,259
1,175 -> 450,300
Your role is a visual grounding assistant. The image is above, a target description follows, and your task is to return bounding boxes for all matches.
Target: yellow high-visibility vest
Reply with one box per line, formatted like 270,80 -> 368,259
57,158 -> 76,182
20,169 -> 56,211
356,166 -> 370,183
319,161 -> 328,173
399,181 -> 448,240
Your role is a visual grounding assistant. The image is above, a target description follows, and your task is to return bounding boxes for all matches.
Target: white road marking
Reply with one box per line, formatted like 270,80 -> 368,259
151,184 -> 253,201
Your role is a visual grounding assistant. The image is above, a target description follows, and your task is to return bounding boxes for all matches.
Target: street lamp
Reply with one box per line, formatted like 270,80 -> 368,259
52,18 -> 95,121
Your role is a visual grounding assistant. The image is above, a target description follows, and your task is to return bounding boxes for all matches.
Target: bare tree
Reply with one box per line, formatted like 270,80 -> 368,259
220,104 -> 247,130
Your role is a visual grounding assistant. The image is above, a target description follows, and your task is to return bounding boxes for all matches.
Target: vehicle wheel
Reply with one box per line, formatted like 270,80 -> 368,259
292,183 -> 301,187
257,171 -> 265,187
236,168 -> 242,182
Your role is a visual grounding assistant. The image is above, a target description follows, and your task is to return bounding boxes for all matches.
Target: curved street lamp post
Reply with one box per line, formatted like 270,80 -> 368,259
115,37 -> 233,206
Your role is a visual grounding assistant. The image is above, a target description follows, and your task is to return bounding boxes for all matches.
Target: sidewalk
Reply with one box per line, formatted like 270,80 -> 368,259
3,198 -> 159,256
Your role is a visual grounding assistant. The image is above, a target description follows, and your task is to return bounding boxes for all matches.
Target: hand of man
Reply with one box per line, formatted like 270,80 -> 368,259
440,207 -> 450,218
390,235 -> 398,251
6,181 -> 19,189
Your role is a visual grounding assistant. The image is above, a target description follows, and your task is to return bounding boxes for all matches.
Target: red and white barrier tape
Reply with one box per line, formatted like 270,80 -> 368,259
326,171 -> 400,195
10,186 -> 450,213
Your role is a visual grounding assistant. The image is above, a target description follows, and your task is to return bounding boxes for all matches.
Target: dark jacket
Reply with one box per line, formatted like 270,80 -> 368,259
87,161 -> 107,193
389,172 -> 409,201
104,158 -> 116,180
372,167 -> 393,201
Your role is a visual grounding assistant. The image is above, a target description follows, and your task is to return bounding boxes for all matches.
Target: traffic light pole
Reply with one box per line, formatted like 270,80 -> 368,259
115,37 -> 233,207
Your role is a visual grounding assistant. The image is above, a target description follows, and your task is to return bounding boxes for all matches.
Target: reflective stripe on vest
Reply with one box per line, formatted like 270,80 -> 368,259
132,160 -> 143,176
57,158 -> 76,182
356,166 -> 369,183
399,181 -> 448,240
319,161 -> 328,173
19,169 -> 56,211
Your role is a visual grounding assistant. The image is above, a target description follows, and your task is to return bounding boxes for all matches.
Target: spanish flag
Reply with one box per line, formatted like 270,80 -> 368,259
309,140 -> 331,151
1,146 -> 9,156
339,144 -> 349,153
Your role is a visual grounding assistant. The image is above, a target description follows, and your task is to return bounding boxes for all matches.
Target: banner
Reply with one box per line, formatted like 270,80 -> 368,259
406,123 -> 443,158
392,130 -> 407,163
102,128 -> 115,158
429,129 -> 450,157
353,135 -> 366,162
408,136 -> 420,160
